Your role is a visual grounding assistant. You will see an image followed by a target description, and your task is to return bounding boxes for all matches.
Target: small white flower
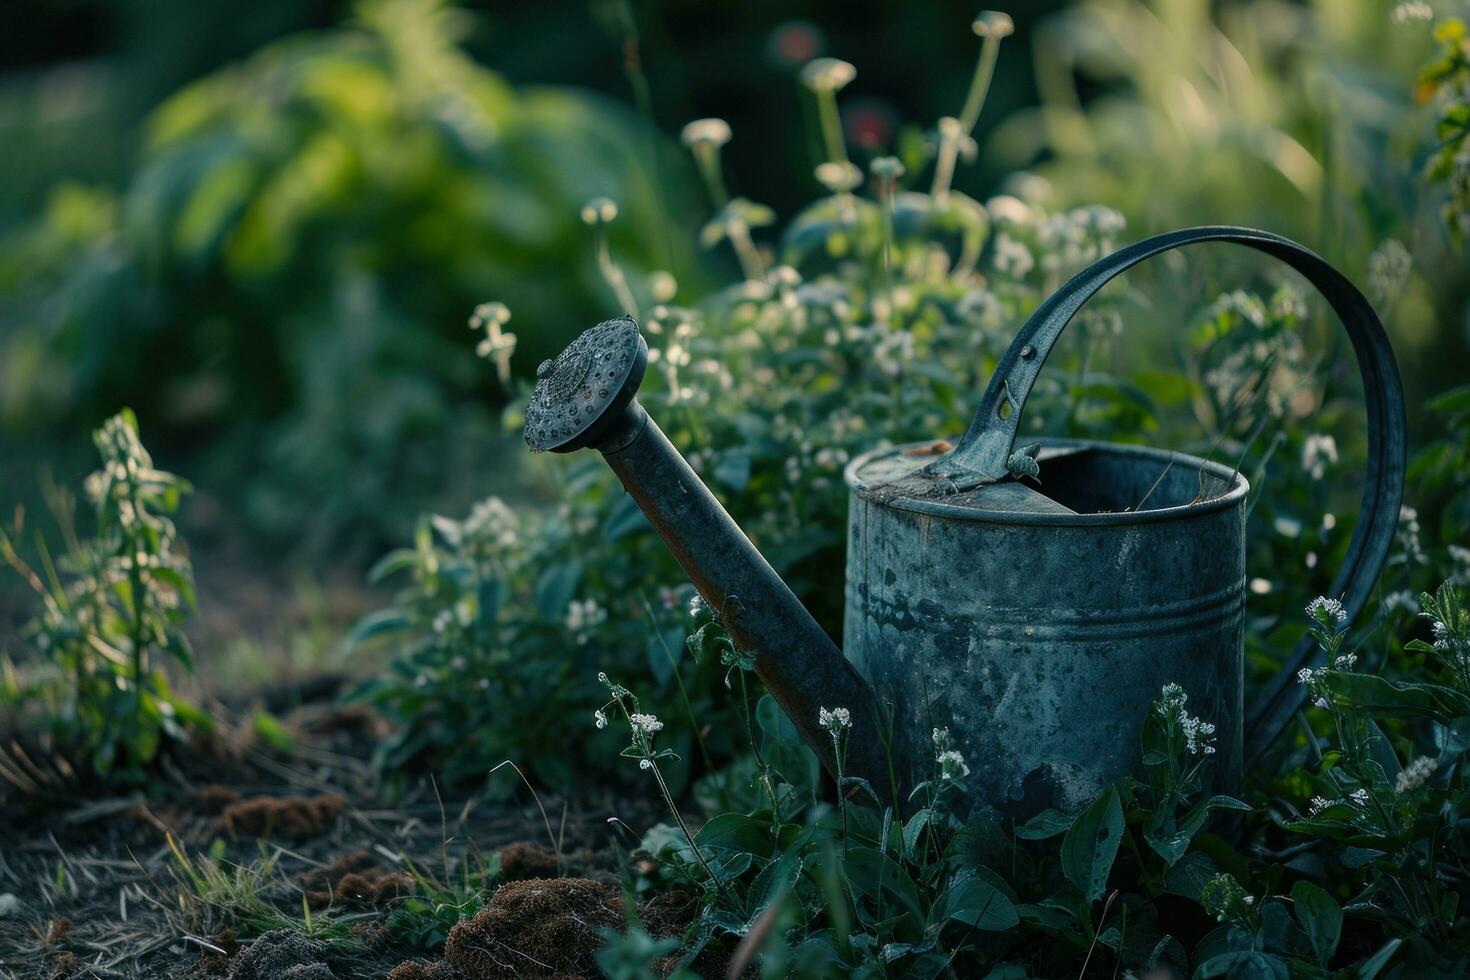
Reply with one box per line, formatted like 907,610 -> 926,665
992,232 -> 1034,278
1395,756 -> 1438,794
1349,788 -> 1371,807
1306,596 -> 1348,626
629,713 -> 664,735
1308,795 -> 1332,817
689,594 -> 710,620
1297,667 -> 1315,685
1333,653 -> 1357,671
681,118 -> 732,148
1301,434 -> 1339,480
1314,697 -> 1329,709
819,706 -> 852,734
1391,2 -> 1433,24
800,57 -> 856,93
937,748 -> 971,780
639,758 -> 653,770
594,709 -> 608,730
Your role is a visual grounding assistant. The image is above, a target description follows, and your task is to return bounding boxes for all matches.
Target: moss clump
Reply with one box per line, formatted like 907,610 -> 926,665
442,877 -> 621,979
218,793 -> 346,839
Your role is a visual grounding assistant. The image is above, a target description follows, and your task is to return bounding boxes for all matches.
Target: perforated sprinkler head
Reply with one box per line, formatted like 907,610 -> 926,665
523,315 -> 648,453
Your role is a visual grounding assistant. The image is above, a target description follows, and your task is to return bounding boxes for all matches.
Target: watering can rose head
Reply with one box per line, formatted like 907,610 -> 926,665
524,227 -> 1405,818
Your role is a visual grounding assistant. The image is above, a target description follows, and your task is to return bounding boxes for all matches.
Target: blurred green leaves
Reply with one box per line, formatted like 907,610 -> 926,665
0,0 -> 701,551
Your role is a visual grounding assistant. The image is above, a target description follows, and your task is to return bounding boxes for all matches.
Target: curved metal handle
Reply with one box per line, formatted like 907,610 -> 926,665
929,225 -> 1407,769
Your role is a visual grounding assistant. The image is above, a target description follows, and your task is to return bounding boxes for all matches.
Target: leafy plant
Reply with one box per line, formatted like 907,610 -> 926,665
1418,14 -> 1470,240
1,409 -> 207,780
603,581 -> 1470,977
0,0 -> 697,551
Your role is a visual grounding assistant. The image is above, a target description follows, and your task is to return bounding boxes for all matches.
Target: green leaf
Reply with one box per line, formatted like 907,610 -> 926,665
902,809 -> 931,860
1356,939 -> 1401,979
1015,807 -> 1074,840
1290,881 -> 1341,967
534,562 -> 582,620
1195,950 -> 1288,979
368,548 -> 420,584
1060,787 -> 1124,902
252,710 -> 294,753
713,450 -> 753,492
345,609 -> 412,648
931,872 -> 1020,931
694,813 -> 771,855
1145,796 -> 1251,868
1318,672 -> 1470,726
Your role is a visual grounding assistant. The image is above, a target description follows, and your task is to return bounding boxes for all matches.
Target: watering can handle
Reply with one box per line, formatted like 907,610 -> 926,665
929,225 -> 1407,769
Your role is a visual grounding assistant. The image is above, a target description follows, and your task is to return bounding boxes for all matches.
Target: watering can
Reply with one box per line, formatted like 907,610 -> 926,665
523,227 -> 1406,817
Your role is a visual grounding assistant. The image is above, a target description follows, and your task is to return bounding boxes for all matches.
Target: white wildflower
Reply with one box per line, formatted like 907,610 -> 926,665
1306,596 -> 1348,626
1333,653 -> 1357,671
639,759 -> 653,770
629,713 -> 664,735
1308,795 -> 1332,817
594,709 -> 608,730
820,706 -> 852,734
1349,788 -> 1371,807
937,749 -> 971,780
1395,756 -> 1438,794
1297,667 -> 1315,685
1301,434 -> 1339,480
1384,590 -> 1419,614
1391,2 -> 1434,24
800,57 -> 856,92
992,232 -> 1034,277
565,598 -> 607,640
681,118 -> 732,148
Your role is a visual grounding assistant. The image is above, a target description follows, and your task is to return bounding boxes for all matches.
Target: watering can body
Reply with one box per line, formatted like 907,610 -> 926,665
844,440 -> 1247,818
523,226 -> 1406,816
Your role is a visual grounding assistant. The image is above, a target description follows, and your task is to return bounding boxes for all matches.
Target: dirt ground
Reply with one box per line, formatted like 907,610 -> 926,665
0,679 -> 667,980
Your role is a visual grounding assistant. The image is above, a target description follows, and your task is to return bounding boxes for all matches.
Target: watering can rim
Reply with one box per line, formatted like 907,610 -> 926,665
845,437 -> 1249,527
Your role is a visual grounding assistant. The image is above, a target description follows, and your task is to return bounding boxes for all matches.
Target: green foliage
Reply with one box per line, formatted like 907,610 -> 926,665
1,409 -> 206,780
385,850 -> 501,953
1418,16 -> 1470,239
610,583 -> 1470,976
0,0 -> 695,549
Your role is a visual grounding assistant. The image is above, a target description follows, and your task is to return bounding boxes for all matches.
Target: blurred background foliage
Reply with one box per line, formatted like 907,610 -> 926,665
0,0 -> 1463,600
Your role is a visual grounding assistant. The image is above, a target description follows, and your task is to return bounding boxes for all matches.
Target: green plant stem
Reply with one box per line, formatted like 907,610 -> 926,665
726,220 -> 766,281
125,483 -> 148,755
958,35 -> 1002,136
649,758 -> 724,896
738,668 -> 783,833
930,138 -> 960,203
694,146 -> 729,208
816,91 -> 847,165
639,593 -> 715,775
596,228 -> 640,318
832,731 -> 849,858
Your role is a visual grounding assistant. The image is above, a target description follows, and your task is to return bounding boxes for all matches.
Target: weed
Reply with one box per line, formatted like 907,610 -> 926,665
1,409 -> 205,781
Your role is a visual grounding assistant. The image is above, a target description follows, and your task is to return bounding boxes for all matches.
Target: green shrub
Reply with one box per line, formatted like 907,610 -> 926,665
0,0 -> 699,550
1,409 -> 207,779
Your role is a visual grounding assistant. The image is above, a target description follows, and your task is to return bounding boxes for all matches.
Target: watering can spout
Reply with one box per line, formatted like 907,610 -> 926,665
522,316 -> 893,800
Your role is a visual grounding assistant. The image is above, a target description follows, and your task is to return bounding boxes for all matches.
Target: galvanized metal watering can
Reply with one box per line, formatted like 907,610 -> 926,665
523,226 -> 1406,817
